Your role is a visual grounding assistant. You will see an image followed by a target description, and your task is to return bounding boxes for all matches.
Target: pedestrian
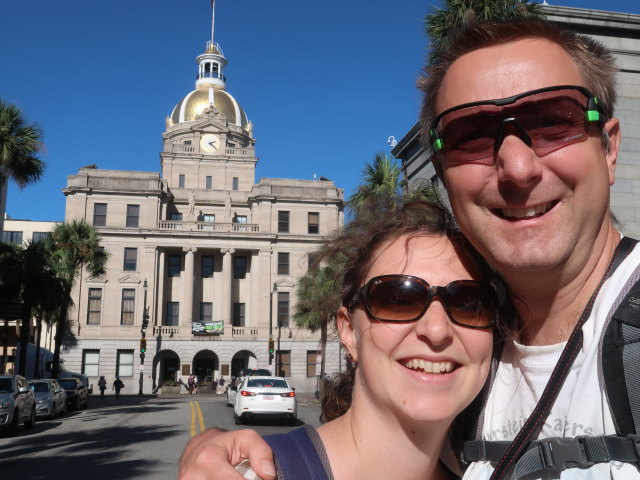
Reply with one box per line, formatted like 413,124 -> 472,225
188,374 -> 195,395
98,376 -> 107,398
217,377 -> 225,395
112,377 -> 124,400
178,16 -> 640,480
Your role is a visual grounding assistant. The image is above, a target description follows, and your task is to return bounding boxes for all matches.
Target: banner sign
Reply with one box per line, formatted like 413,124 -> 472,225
192,320 -> 224,335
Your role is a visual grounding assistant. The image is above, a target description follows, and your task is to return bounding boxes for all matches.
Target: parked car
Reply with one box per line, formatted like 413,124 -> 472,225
0,374 -> 36,435
233,376 -> 297,425
58,377 -> 88,410
29,379 -> 67,419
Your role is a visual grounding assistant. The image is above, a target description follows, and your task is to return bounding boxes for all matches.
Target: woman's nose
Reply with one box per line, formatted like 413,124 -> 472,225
414,299 -> 454,347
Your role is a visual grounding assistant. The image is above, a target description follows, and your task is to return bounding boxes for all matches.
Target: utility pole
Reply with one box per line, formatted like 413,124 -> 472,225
139,279 -> 149,395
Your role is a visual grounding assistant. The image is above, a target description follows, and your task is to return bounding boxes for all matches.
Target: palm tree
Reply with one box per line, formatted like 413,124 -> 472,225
0,100 -> 45,231
426,0 -> 544,64
50,220 -> 108,379
293,263 -> 344,398
347,152 -> 402,219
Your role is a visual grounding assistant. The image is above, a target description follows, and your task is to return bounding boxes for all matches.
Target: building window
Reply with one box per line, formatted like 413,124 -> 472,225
126,204 -> 140,228
32,232 -> 50,242
278,252 -> 290,275
200,302 -> 212,322
201,255 -> 214,278
165,302 -> 179,326
233,303 -> 245,327
307,350 -> 321,377
203,214 -> 215,223
1,231 -> 23,244
93,203 -> 107,227
179,174 -> 185,188
232,177 -> 239,190
234,256 -> 247,279
183,140 -> 192,145
308,212 -> 319,234
276,351 -> 291,377
205,176 -> 212,190
123,248 -> 137,271
307,252 -> 319,271
233,215 -> 247,224
82,350 -> 100,376
277,292 -> 290,328
278,211 -> 289,233
116,350 -> 134,377
87,288 -> 102,325
170,212 -> 183,221
121,289 -> 135,325
168,254 -> 181,277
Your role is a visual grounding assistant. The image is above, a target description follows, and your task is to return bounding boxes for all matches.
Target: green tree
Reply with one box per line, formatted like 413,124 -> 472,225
426,0 -> 544,64
0,100 -> 45,229
50,220 -> 108,379
347,152 -> 401,219
293,262 -> 344,398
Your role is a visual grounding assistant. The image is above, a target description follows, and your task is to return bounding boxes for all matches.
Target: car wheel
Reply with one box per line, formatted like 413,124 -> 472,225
226,394 -> 232,407
234,414 -> 243,425
61,402 -> 67,417
289,416 -> 297,426
76,397 -> 82,411
25,405 -> 36,429
8,409 -> 19,435
50,404 -> 56,420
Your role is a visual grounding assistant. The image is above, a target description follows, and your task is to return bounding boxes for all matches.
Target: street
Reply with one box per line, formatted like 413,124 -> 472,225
0,394 -> 322,480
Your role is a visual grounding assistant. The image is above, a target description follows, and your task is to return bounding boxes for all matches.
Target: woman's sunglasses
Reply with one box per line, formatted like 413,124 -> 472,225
429,85 -> 607,164
347,274 -> 497,329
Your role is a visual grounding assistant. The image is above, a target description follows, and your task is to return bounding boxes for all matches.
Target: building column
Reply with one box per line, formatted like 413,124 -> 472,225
157,250 -> 166,326
221,248 -> 235,326
182,247 -> 197,324
255,249 -> 272,329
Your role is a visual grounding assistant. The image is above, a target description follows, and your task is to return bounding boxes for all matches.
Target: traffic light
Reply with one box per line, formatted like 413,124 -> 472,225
268,338 -> 274,355
140,337 -> 147,353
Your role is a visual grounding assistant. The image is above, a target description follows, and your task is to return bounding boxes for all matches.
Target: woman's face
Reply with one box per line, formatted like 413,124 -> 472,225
339,234 -> 494,425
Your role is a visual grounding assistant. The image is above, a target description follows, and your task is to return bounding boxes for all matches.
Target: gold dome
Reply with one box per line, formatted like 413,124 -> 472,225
169,88 -> 249,129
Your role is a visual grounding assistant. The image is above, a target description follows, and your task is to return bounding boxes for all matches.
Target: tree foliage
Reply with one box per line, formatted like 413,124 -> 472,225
426,0 -> 545,64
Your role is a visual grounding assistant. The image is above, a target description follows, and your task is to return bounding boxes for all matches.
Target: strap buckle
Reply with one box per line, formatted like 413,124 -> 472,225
538,436 -> 594,470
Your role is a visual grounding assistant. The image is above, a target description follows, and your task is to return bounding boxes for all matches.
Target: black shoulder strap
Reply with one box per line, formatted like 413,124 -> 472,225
602,246 -> 640,436
264,427 -> 330,480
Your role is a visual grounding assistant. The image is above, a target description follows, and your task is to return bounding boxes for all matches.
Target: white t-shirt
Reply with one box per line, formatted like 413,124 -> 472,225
462,243 -> 640,479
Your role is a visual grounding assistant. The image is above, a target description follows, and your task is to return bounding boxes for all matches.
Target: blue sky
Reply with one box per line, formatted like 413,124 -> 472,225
2,0 -> 639,222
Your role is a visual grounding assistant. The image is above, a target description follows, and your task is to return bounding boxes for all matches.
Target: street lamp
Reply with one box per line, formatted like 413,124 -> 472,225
268,282 -> 277,372
139,279 -> 149,395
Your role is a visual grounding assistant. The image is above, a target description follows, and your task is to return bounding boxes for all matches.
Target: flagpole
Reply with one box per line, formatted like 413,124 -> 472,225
211,0 -> 215,44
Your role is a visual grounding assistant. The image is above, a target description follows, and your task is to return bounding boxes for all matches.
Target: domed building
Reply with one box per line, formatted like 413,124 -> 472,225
60,9 -> 344,395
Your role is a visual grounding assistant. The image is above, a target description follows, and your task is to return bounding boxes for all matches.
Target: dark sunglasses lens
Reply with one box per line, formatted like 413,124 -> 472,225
366,277 -> 427,322
438,88 -> 590,163
444,282 -> 495,328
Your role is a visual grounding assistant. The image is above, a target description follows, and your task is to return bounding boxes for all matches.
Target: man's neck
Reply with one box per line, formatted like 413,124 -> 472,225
503,225 -> 621,346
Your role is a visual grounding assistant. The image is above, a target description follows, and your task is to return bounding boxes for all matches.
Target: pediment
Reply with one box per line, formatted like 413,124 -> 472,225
275,279 -> 295,289
118,274 -> 140,285
189,117 -> 229,134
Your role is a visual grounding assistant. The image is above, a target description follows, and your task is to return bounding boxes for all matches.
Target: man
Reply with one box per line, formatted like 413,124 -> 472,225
178,19 -> 638,479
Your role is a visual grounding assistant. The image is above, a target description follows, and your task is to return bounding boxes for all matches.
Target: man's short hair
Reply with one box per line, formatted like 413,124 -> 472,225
418,19 -> 618,155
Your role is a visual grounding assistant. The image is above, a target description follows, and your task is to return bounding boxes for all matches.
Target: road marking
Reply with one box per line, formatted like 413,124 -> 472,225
190,401 -> 205,438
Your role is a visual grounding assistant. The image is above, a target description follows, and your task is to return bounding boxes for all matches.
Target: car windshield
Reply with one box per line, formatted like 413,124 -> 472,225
29,382 -> 50,393
0,378 -> 13,392
59,380 -> 77,389
247,379 -> 288,388
243,369 -> 271,377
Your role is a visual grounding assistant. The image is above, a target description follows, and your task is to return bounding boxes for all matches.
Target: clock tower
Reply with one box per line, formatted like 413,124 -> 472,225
160,5 -> 256,219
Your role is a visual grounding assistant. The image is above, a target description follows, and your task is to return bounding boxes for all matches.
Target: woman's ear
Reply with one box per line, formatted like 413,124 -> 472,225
337,306 -> 358,363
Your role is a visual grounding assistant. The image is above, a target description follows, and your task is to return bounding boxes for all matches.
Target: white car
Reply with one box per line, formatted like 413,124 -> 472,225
233,376 -> 297,425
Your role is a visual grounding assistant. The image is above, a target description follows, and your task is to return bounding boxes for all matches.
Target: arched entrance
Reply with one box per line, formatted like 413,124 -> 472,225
153,350 -> 180,385
231,350 -> 257,378
193,349 -> 218,382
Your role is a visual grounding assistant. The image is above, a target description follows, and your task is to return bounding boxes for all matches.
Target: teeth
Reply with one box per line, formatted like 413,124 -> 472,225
401,359 -> 454,374
501,202 -> 552,219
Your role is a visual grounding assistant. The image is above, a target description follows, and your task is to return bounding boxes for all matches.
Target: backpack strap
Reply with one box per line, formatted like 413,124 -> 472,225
602,257 -> 640,436
264,426 -> 331,480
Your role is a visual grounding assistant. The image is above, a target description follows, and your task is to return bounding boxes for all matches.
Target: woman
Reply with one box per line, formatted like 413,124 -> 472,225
181,199 -> 507,480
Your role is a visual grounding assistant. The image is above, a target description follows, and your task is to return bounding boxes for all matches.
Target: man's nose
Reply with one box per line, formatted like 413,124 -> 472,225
495,119 -> 542,186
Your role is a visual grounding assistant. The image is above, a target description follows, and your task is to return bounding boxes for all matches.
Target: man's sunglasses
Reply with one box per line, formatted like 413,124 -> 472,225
429,85 -> 607,164
347,274 -> 497,329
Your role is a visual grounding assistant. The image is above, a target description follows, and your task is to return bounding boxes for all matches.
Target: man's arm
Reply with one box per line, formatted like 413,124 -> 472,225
178,428 -> 276,480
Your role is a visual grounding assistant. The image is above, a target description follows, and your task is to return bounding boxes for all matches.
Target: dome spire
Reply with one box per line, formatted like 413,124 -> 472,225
196,0 -> 227,91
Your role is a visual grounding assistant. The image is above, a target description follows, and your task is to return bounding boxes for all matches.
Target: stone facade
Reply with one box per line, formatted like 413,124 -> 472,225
394,5 -> 640,238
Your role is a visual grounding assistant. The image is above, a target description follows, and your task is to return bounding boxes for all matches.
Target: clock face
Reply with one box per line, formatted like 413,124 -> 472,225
200,134 -> 221,153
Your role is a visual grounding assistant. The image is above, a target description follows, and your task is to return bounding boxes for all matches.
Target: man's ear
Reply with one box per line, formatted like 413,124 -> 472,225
337,307 -> 358,363
604,117 -> 621,185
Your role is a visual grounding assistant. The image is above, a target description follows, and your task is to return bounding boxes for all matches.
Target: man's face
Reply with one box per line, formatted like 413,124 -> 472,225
435,38 -> 620,278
